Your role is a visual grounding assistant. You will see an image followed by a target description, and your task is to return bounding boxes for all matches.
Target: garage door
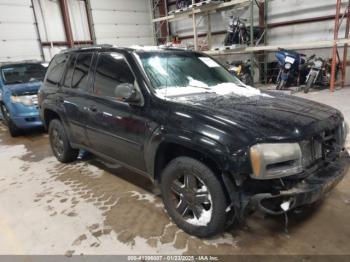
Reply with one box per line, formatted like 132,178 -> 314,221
90,0 -> 154,46
0,0 -> 42,62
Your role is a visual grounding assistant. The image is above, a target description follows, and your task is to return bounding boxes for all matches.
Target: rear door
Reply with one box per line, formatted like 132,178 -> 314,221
86,52 -> 148,171
60,52 -> 94,147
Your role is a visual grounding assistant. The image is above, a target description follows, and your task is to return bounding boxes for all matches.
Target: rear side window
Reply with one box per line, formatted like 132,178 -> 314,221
93,53 -> 135,98
62,55 -> 77,88
45,54 -> 69,88
72,53 -> 93,90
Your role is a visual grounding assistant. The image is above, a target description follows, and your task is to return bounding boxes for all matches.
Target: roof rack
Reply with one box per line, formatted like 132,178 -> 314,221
129,45 -> 189,52
60,44 -> 115,53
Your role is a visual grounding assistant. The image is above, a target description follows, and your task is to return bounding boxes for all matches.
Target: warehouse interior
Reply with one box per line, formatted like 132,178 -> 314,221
0,0 -> 350,260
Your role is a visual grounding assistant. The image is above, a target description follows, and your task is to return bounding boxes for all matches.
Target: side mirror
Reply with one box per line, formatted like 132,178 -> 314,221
114,83 -> 140,103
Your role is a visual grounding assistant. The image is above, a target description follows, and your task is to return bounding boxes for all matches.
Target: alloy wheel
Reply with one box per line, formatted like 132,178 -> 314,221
170,172 -> 213,226
51,128 -> 64,158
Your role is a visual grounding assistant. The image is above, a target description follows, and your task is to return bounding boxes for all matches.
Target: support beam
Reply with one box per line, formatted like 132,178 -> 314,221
342,0 -> 350,88
192,0 -> 198,51
330,0 -> 342,92
207,13 -> 212,49
84,0 -> 96,44
59,0 -> 74,48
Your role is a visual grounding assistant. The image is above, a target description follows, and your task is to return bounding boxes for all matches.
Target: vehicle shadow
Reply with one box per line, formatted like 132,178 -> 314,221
77,151 -> 324,238
78,152 -> 157,194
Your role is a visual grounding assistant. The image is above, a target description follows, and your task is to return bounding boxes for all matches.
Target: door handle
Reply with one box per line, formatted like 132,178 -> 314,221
88,105 -> 98,113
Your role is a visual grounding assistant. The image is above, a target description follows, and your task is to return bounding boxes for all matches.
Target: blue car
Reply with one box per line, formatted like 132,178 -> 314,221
0,62 -> 47,137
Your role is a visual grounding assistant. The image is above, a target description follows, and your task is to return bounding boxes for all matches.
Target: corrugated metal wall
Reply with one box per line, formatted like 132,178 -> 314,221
33,0 -> 91,61
0,0 -> 348,67
172,0 -> 347,52
90,0 -> 154,46
0,0 -> 43,62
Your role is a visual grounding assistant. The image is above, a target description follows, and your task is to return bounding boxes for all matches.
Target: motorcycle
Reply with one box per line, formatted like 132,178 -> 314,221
275,49 -> 313,90
304,57 -> 337,93
224,16 -> 262,46
224,16 -> 249,46
228,60 -> 253,86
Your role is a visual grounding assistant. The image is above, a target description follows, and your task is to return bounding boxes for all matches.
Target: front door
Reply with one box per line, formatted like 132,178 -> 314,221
86,52 -> 148,172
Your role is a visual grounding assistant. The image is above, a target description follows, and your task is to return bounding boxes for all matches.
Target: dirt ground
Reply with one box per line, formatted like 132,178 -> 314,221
0,88 -> 349,256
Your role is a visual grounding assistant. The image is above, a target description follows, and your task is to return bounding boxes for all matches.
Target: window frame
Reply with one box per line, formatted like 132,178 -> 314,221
91,51 -> 144,106
61,54 -> 78,89
71,52 -> 95,91
44,53 -> 70,88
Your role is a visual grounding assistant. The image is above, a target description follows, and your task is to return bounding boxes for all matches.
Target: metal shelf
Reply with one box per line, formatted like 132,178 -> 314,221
205,39 -> 350,56
152,0 -> 251,23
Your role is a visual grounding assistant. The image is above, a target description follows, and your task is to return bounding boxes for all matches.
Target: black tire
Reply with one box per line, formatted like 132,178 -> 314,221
48,119 -> 79,163
276,79 -> 286,90
304,74 -> 315,94
160,156 -> 227,238
224,33 -> 231,46
0,103 -> 21,137
242,73 -> 254,86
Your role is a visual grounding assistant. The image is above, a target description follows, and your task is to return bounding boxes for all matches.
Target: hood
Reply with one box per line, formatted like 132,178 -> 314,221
4,81 -> 42,96
167,84 -> 343,143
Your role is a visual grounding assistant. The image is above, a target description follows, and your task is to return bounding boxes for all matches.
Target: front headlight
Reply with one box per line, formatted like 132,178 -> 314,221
250,143 -> 303,179
285,63 -> 292,70
10,95 -> 38,106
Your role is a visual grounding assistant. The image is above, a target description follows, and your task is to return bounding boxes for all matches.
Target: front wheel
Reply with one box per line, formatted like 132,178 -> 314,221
161,157 -> 228,238
304,74 -> 316,93
242,73 -> 254,86
49,119 -> 79,163
1,104 -> 21,137
276,79 -> 286,90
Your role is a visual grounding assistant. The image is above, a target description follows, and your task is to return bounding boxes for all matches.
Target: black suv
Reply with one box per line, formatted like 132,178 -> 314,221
39,45 -> 349,237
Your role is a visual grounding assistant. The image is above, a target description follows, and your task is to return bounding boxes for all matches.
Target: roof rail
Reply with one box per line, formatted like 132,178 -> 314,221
60,44 -> 115,53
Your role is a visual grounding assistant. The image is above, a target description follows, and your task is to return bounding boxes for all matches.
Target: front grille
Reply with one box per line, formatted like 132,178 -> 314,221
300,139 -> 322,168
300,125 -> 343,169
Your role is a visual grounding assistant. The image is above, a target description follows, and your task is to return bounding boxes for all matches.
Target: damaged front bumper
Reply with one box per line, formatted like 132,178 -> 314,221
248,150 -> 350,215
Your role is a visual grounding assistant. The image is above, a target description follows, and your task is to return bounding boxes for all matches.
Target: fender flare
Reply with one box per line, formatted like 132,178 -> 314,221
144,126 -> 232,179
41,103 -> 74,140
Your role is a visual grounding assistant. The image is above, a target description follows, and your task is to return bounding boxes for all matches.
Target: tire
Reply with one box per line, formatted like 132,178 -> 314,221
0,103 -> 21,137
48,119 -> 79,163
242,73 -> 253,86
224,34 -> 230,46
304,74 -> 315,94
276,79 -> 286,90
160,156 -> 228,238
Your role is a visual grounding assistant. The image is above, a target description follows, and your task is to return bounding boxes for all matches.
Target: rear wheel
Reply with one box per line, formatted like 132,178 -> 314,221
160,157 -> 227,237
49,119 -> 79,163
0,104 -> 21,137
304,74 -> 315,93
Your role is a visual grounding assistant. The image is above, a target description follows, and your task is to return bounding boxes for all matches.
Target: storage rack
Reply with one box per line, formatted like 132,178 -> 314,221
151,0 -> 350,89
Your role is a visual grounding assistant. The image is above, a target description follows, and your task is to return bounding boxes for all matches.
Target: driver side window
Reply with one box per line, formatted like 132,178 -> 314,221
93,52 -> 135,98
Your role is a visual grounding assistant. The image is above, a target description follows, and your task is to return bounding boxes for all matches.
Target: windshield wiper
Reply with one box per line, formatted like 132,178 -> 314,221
188,85 -> 211,90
